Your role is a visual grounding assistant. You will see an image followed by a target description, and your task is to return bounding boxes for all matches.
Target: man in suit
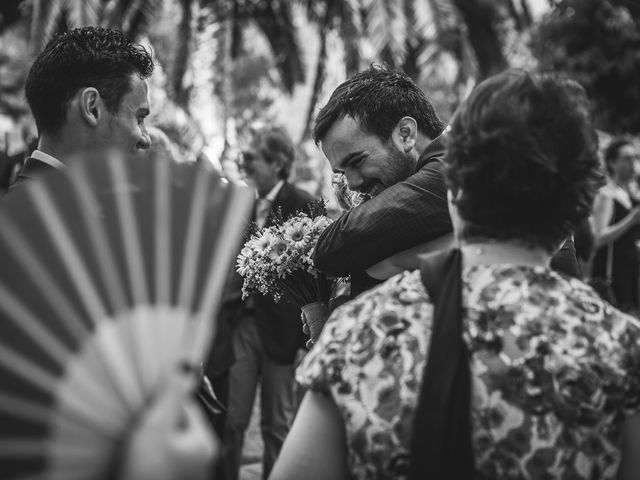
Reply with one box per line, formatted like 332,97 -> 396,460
12,26 -> 222,479
12,26 -> 153,189
313,65 -> 580,298
218,126 -> 315,480
312,65 -> 452,297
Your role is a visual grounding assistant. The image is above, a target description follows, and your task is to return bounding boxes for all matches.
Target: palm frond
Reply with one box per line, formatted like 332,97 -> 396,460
338,12 -> 362,75
66,0 -> 101,28
171,0 -> 193,106
426,0 -> 463,53
334,0 -> 363,74
121,0 -> 163,38
102,0 -> 126,28
252,0 -> 304,93
360,0 -> 407,68
0,0 -> 24,32
29,0 -> 53,53
42,0 -> 66,48
408,0 -> 435,39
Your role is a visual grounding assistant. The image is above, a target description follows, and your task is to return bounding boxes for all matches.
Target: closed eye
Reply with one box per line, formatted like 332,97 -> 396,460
347,155 -> 365,169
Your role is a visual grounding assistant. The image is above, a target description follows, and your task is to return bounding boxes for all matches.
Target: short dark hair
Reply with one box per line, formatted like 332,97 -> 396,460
444,69 -> 601,252
25,27 -> 154,134
604,136 -> 634,175
313,64 -> 445,145
249,126 -> 296,180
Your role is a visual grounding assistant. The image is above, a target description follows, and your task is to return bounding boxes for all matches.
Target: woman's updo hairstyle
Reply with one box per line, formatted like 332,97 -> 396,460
443,69 -> 602,252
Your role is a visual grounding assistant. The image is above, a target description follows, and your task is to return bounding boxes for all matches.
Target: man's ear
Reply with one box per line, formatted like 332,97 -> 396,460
78,87 -> 102,127
270,153 -> 287,177
391,116 -> 418,153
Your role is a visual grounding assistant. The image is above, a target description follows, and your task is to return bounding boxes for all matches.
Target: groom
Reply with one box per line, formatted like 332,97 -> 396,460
312,65 -> 581,298
312,65 -> 453,297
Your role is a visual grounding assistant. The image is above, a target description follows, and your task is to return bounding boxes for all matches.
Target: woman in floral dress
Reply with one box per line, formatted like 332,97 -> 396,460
270,70 -> 640,480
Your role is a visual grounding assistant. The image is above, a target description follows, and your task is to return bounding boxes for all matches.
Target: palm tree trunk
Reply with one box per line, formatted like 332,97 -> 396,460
29,0 -> 45,54
451,0 -> 508,79
172,0 -> 193,107
218,0 -> 234,163
300,0 -> 334,143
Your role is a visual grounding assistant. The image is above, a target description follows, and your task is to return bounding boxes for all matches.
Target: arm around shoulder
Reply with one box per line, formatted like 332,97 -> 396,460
314,163 -> 452,276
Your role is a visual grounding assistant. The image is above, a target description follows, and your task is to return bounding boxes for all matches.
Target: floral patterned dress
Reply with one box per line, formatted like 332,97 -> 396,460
296,265 -> 640,479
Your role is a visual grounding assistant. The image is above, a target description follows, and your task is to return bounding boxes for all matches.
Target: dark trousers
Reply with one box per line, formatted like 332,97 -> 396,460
208,370 -> 229,480
224,314 -> 297,480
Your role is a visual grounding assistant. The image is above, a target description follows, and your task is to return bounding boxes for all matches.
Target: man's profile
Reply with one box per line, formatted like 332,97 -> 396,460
13,26 -> 154,189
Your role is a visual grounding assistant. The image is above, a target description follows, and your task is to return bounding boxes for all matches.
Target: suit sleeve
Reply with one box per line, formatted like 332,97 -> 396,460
314,161 -> 452,276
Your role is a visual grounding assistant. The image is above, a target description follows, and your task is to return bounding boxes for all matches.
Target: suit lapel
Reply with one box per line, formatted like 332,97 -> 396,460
9,157 -> 57,191
18,157 -> 56,181
417,134 -> 446,170
265,182 -> 292,227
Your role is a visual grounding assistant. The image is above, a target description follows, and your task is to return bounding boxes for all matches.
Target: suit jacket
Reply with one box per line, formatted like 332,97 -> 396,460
8,157 -> 57,193
314,135 -> 581,298
314,136 -> 453,297
210,182 -> 316,368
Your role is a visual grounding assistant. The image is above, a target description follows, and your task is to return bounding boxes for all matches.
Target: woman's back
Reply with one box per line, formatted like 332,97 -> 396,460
297,266 -> 640,479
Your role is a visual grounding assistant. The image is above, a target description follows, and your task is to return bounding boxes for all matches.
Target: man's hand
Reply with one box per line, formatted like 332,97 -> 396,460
120,373 -> 219,480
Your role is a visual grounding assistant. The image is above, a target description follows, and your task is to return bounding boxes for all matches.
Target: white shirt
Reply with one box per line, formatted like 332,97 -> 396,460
30,150 -> 66,170
255,180 -> 284,227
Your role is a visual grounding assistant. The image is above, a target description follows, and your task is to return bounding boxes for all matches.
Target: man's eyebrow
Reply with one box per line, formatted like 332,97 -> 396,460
333,151 -> 365,173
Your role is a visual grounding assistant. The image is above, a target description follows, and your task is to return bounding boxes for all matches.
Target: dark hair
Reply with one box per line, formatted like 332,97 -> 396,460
444,70 -> 601,252
25,27 -> 154,134
313,64 -> 445,145
604,136 -> 634,175
250,126 -> 296,180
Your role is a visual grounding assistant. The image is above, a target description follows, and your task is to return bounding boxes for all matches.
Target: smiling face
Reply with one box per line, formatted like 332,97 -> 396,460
611,144 -> 638,183
320,115 -> 416,200
240,149 -> 281,197
97,74 -> 151,153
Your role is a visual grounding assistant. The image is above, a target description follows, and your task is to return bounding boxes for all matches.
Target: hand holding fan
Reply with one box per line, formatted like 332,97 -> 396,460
0,151 -> 253,479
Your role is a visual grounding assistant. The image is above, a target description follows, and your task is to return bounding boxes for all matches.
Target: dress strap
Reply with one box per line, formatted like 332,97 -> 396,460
409,248 -> 474,479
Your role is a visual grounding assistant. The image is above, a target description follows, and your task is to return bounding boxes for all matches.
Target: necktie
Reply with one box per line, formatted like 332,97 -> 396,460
255,198 -> 271,227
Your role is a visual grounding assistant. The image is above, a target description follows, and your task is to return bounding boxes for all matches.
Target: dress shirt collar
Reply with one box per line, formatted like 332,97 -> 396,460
417,131 -> 448,171
260,180 -> 284,202
30,150 -> 66,170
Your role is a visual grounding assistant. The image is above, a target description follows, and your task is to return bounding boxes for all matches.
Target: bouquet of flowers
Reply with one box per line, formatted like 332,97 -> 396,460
236,200 -> 342,345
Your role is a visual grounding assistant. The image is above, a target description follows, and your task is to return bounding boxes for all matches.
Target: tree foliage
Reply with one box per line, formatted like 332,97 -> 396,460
531,0 -> 640,133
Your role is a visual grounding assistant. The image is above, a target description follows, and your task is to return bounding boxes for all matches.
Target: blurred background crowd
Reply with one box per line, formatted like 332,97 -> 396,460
1,1 -> 639,198
2,2 -> 640,479
1,0 -> 640,293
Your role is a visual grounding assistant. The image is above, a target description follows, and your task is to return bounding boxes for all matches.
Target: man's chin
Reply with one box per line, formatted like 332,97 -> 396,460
364,183 -> 385,199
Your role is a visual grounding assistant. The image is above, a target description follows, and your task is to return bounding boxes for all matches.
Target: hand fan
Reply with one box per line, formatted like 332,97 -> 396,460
0,151 -> 254,480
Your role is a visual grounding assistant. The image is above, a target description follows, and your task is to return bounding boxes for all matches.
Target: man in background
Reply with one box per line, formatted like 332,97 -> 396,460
215,126 -> 315,480
312,65 -> 453,297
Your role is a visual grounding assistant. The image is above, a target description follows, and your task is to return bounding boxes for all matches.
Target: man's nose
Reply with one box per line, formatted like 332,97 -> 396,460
137,131 -> 151,150
344,170 -> 363,191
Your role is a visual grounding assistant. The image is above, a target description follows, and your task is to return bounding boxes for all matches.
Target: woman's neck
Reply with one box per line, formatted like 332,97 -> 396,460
460,241 -> 551,268
613,175 -> 631,191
